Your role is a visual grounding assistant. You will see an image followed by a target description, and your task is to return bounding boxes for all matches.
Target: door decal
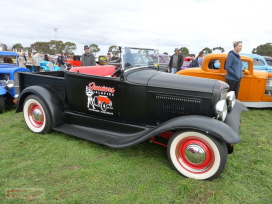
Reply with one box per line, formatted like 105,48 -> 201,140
86,82 -> 115,115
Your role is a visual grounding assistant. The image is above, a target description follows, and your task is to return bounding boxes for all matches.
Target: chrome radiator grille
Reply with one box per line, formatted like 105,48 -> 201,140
48,62 -> 54,71
14,72 -> 20,94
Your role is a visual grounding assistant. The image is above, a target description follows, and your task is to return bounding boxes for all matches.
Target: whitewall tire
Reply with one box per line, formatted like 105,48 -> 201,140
167,131 -> 228,180
0,95 -> 5,113
23,95 -> 52,134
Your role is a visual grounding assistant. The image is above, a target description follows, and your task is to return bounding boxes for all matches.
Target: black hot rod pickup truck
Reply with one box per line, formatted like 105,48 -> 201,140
16,47 -> 247,180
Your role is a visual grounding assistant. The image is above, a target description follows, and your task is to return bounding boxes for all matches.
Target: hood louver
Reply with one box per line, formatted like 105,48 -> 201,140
156,95 -> 202,123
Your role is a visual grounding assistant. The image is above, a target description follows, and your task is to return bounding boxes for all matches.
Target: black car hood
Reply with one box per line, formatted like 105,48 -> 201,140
125,69 -> 217,93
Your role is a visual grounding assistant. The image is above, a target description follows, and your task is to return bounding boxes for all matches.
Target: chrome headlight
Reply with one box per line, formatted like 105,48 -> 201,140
215,100 -> 228,121
7,80 -> 14,88
220,89 -> 228,100
226,91 -> 236,110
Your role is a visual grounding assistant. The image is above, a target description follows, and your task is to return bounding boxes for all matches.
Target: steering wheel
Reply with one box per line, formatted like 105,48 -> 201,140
111,68 -> 121,77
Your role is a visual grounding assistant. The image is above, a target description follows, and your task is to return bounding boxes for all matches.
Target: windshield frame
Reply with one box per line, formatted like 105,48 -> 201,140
121,47 -> 159,71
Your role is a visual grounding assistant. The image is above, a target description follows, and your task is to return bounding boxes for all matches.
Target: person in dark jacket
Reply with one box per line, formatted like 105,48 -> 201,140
123,48 -> 134,68
81,45 -> 96,66
44,53 -> 49,61
57,53 -> 65,70
189,54 -> 199,68
168,48 -> 184,74
225,41 -> 243,97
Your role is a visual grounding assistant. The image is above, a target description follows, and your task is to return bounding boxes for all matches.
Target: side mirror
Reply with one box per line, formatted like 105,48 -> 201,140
244,68 -> 249,74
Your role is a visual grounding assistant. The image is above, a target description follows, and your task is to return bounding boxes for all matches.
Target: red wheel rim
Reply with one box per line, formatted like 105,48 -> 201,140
27,103 -> 44,128
175,136 -> 215,173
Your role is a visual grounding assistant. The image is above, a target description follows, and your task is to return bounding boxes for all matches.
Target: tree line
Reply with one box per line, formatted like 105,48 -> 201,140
1,42 -> 119,56
174,46 -> 225,57
176,43 -> 272,57
1,42 -> 272,57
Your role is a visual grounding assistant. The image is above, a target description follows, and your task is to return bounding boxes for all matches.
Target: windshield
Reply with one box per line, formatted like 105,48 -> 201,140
265,58 -> 272,66
161,55 -> 169,63
0,55 -> 17,65
122,47 -> 159,70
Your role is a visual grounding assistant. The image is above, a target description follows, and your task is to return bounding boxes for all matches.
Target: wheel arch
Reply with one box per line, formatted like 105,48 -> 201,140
0,86 -> 8,95
39,65 -> 48,71
16,85 -> 65,128
152,115 -> 240,145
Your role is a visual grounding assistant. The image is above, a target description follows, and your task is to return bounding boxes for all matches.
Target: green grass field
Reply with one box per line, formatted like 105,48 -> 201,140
0,106 -> 271,204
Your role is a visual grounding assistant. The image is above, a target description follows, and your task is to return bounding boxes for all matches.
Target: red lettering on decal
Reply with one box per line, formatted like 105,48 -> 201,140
88,82 -> 115,93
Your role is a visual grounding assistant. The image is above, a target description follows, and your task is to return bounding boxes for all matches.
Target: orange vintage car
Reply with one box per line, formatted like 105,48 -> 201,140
176,53 -> 272,108
66,55 -> 82,67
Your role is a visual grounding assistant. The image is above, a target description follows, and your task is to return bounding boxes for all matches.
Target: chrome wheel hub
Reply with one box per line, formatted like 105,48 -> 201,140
176,137 -> 214,173
32,108 -> 43,122
185,144 -> 206,164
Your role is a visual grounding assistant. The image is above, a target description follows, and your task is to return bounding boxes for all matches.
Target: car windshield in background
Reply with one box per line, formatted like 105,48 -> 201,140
161,55 -> 169,63
122,47 -> 159,70
253,58 -> 265,66
0,55 -> 17,65
265,57 -> 272,66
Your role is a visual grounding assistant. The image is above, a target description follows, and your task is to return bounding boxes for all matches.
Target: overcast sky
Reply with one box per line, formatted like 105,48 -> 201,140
1,0 -> 272,55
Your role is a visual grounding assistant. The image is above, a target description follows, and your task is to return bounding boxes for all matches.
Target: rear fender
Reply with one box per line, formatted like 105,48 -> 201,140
16,85 -> 65,128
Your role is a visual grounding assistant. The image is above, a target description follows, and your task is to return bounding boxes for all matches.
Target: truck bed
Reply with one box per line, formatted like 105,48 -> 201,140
18,71 -> 66,101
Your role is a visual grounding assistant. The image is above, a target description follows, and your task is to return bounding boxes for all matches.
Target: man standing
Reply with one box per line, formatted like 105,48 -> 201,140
26,52 -> 33,71
168,48 -> 183,74
124,48 -> 134,68
189,54 -> 199,68
225,41 -> 243,97
57,53 -> 65,70
44,53 -> 49,61
81,45 -> 96,66
32,52 -> 40,72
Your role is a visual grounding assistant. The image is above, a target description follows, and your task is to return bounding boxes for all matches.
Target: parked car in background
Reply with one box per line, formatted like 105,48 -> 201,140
212,53 -> 272,72
240,54 -> 272,73
39,59 -> 60,72
16,47 -> 247,180
181,57 -> 193,70
263,56 -> 272,66
150,54 -> 169,72
0,51 -> 30,113
29,55 -> 60,72
97,55 -> 111,65
176,53 -> 272,108
66,55 -> 82,67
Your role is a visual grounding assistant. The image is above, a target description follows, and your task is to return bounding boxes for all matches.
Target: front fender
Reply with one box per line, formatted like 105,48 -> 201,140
16,85 -> 65,128
151,115 -> 241,144
40,65 -> 49,71
0,86 -> 8,95
54,66 -> 60,71
109,115 -> 242,148
224,100 -> 248,134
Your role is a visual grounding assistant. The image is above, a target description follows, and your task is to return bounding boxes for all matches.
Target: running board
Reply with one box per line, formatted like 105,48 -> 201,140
242,101 -> 272,108
54,111 -> 152,148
